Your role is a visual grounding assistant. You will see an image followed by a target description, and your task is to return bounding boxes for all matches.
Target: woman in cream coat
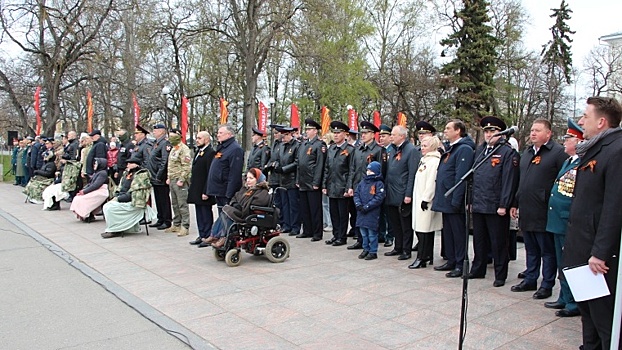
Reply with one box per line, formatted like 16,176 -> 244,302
409,136 -> 443,269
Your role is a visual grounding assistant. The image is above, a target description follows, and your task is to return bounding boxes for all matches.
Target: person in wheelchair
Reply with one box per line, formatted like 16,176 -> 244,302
205,168 -> 271,248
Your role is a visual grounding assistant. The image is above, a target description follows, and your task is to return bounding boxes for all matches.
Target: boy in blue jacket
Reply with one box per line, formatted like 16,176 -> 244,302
354,161 -> 386,260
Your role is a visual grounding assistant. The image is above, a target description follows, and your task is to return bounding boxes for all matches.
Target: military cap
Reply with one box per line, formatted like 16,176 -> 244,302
379,124 -> 392,135
304,118 -> 321,130
269,124 -> 284,129
252,127 -> 265,136
359,121 -> 380,133
135,124 -> 149,134
153,124 -> 167,130
275,126 -> 295,133
26,136 -> 35,141
330,121 -> 349,133
348,129 -> 359,135
88,129 -> 101,137
170,128 -> 182,135
480,116 -> 506,131
564,117 -> 584,140
415,120 -> 437,134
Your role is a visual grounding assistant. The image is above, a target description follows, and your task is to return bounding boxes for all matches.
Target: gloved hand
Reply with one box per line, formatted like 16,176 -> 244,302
356,204 -> 363,211
421,201 -> 429,211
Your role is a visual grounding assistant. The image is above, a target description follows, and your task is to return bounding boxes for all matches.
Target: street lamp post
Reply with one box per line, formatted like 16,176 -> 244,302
161,86 -> 172,128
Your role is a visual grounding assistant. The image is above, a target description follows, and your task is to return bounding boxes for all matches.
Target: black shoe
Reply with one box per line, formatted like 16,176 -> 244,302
383,239 -> 394,247
511,281 -> 537,292
347,242 -> 363,250
544,301 -> 565,309
325,237 -> 336,245
198,242 -> 211,248
556,308 -> 580,317
493,280 -> 505,287
310,237 -> 322,242
332,240 -> 347,246
189,237 -> 202,245
446,268 -> 463,278
149,221 -> 163,228
397,253 -> 411,261
288,232 -> 299,236
467,273 -> 485,279
412,243 -> 419,252
139,218 -> 152,225
517,270 -> 527,279
533,287 -> 553,299
296,233 -> 312,238
364,253 -> 377,260
434,263 -> 454,271
157,223 -> 171,230
101,232 -> 119,239
408,259 -> 426,269
378,237 -> 385,243
358,251 -> 369,259
384,249 -> 400,257
346,232 -> 355,237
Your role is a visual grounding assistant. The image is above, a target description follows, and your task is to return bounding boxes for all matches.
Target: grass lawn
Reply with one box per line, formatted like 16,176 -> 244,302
1,152 -> 16,183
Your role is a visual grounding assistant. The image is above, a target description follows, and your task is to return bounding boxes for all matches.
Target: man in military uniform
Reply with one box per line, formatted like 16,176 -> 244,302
247,127 -> 270,172
296,119 -> 326,241
543,118 -> 583,317
265,124 -> 284,226
131,125 -> 153,167
468,116 -> 519,287
323,121 -> 355,246
206,124 -> 244,211
114,129 -> 134,185
273,126 -> 300,236
147,124 -> 172,230
346,121 -> 387,250
166,129 -> 192,237
377,124 -> 394,246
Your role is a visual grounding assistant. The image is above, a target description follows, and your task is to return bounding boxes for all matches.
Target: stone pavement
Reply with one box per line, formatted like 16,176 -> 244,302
0,184 -> 582,349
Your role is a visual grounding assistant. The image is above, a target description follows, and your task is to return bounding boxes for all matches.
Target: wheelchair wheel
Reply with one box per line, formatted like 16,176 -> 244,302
213,249 -> 225,261
265,236 -> 290,263
225,249 -> 242,267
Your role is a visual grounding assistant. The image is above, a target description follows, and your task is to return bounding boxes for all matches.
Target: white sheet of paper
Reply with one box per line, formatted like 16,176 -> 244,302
563,264 -> 611,302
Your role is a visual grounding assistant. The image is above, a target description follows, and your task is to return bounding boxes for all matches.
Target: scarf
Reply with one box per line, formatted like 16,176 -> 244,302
575,127 -> 620,158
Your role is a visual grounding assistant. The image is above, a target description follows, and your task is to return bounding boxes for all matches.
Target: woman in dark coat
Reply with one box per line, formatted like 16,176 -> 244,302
205,168 -> 271,248
187,132 -> 217,245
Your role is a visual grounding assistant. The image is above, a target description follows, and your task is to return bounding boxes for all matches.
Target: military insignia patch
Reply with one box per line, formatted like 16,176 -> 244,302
166,145 -> 172,152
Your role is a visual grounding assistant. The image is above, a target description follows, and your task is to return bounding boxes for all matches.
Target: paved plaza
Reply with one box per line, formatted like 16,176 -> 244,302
0,183 -> 582,349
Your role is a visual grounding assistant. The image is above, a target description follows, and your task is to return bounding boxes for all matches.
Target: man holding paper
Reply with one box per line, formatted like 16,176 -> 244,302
563,96 -> 622,350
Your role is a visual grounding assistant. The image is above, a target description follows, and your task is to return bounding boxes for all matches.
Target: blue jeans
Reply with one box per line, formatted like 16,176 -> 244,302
360,227 -> 378,254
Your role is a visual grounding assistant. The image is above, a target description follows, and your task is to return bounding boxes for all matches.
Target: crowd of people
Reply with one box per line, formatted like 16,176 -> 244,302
9,96 -> 622,350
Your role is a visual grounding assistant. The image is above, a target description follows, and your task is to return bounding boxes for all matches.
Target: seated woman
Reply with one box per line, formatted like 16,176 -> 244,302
204,168 -> 271,248
101,155 -> 155,239
70,157 -> 109,222
24,147 -> 57,204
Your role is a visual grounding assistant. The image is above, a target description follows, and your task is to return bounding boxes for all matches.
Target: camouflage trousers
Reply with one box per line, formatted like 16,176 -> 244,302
170,182 -> 190,228
23,176 -> 54,201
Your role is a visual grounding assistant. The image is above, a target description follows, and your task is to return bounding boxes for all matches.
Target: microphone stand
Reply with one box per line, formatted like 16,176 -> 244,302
444,138 -> 508,350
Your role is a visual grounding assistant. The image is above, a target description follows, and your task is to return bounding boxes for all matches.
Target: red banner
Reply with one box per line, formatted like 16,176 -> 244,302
397,112 -> 407,127
34,86 -> 41,135
291,103 -> 300,129
348,107 -> 358,131
373,110 -> 381,141
257,101 -> 268,133
87,90 -> 93,133
133,93 -> 140,127
181,96 -> 188,144
320,106 -> 331,136
219,97 -> 229,124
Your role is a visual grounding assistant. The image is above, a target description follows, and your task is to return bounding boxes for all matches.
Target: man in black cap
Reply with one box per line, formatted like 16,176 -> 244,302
346,121 -> 387,250
131,124 -> 153,167
272,126 -> 301,236
264,124 -> 284,226
469,116 -> 519,287
113,129 -> 133,185
147,124 -> 172,230
247,127 -> 270,172
296,118 -> 327,241
378,124 -> 395,246
323,121 -> 355,246
86,129 -> 108,179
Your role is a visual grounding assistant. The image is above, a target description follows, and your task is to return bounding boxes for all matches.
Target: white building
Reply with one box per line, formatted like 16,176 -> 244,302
599,31 -> 622,101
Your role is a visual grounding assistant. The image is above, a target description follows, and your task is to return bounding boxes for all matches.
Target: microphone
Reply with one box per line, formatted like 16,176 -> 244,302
492,126 -> 518,137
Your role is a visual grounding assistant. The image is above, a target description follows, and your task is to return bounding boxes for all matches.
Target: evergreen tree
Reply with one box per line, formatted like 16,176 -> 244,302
438,0 -> 500,123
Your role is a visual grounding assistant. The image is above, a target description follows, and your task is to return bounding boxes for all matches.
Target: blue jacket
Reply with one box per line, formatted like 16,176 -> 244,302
545,156 -> 580,235
354,173 -> 386,230
207,136 -> 244,200
431,136 -> 475,213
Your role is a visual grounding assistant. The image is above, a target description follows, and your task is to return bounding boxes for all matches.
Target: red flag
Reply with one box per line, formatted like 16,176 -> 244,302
373,110 -> 381,142
87,90 -> 93,133
34,86 -> 41,135
348,107 -> 358,131
320,106 -> 331,136
397,112 -> 407,127
257,101 -> 268,133
291,103 -> 300,129
181,96 -> 188,144
219,97 -> 229,124
133,93 -> 140,127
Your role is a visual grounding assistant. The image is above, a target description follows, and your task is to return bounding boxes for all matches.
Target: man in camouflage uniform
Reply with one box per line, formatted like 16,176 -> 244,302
166,129 -> 192,236
246,127 -> 270,172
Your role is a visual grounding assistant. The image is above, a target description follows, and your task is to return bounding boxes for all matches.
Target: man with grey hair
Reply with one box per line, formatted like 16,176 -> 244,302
384,125 -> 420,260
207,124 -> 244,212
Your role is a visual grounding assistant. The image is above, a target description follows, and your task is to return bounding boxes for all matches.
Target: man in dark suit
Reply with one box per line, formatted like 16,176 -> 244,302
563,96 -> 622,350
384,125 -> 420,260
188,131 -> 217,247
510,118 -> 568,298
